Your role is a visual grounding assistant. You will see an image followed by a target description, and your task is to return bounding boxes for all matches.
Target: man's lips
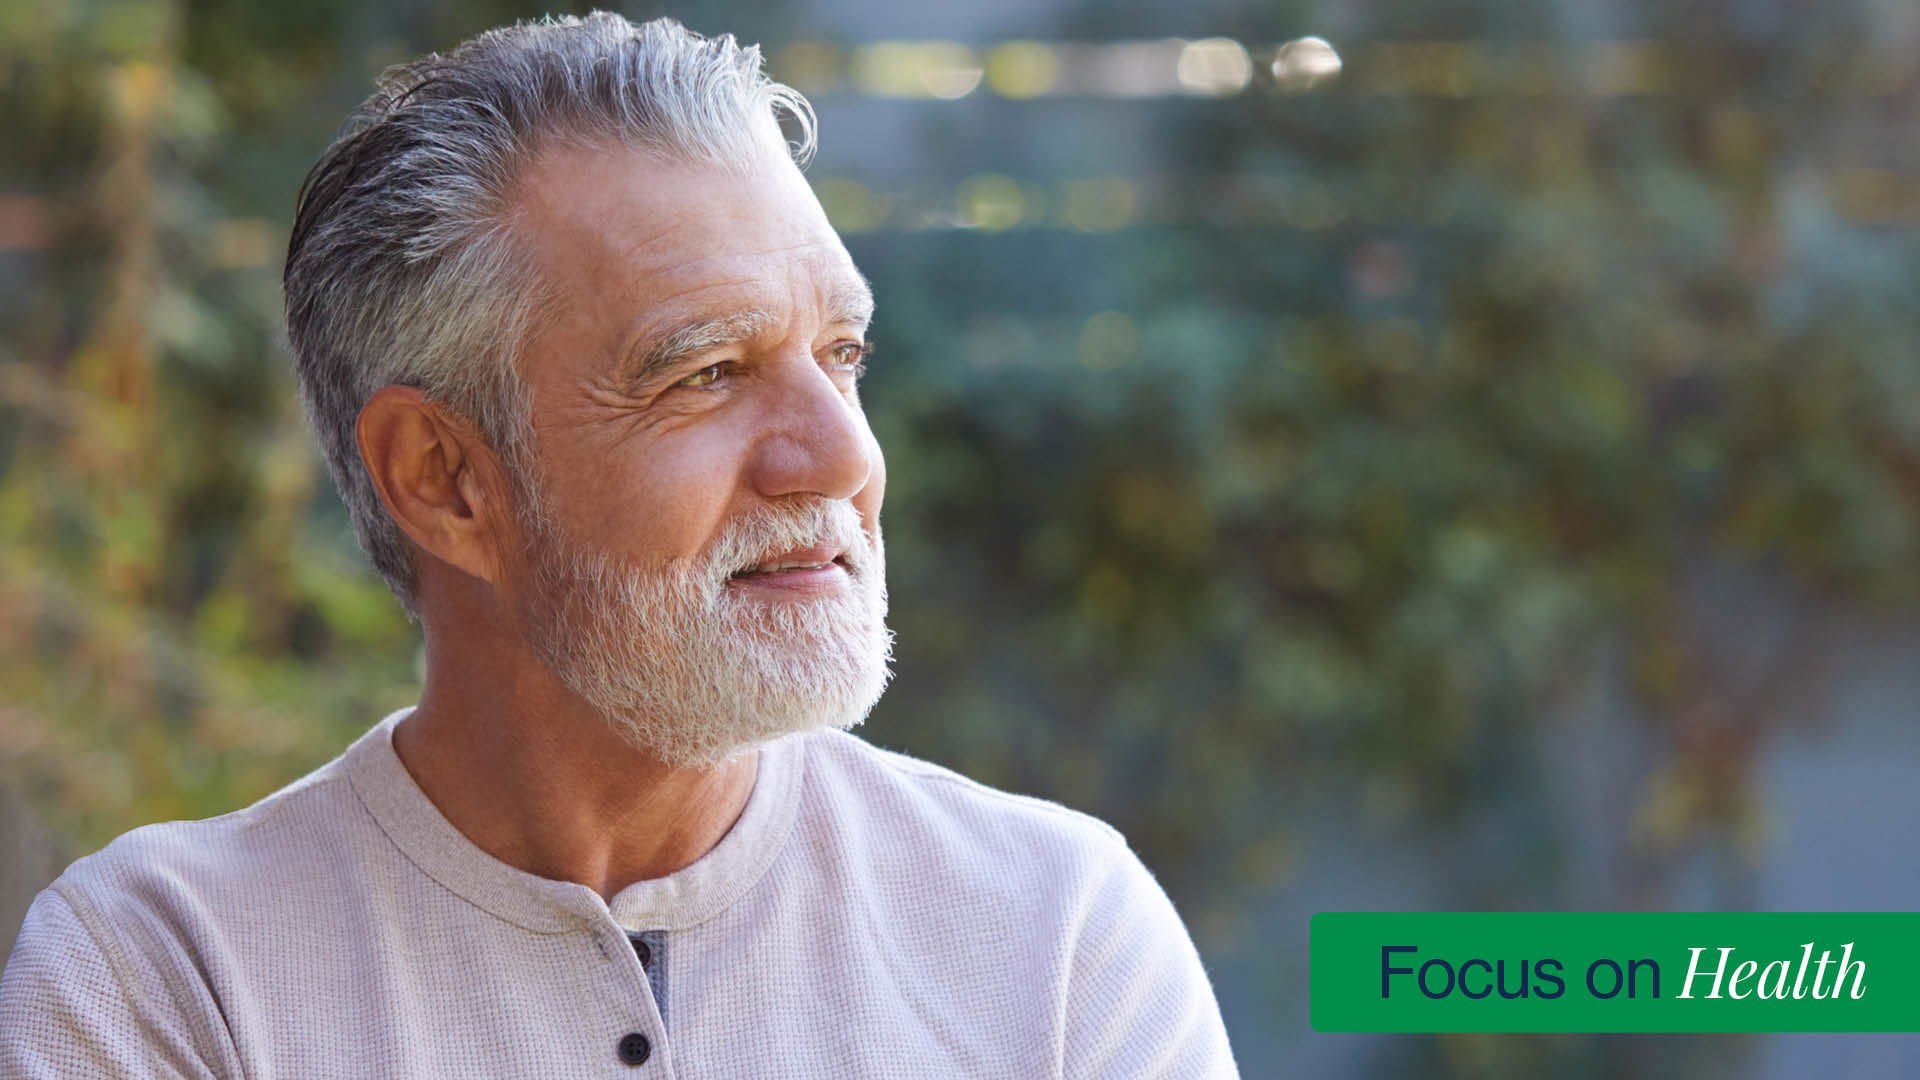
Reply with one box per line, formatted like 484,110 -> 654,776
729,543 -> 852,589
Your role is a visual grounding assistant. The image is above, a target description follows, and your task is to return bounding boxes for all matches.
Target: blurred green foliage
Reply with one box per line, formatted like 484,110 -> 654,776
3,0 -> 1918,1074
853,0 -> 1920,917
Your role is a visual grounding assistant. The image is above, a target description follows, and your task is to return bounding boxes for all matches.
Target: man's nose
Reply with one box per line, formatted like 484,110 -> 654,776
747,357 -> 875,502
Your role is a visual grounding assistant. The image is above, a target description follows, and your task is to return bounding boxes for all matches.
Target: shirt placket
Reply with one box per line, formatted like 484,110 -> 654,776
590,923 -> 674,1079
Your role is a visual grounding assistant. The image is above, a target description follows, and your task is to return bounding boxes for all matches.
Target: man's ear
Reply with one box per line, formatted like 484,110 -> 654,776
356,385 -> 515,588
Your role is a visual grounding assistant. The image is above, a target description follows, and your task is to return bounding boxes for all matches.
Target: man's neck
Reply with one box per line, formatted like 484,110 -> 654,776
391,657 -> 758,901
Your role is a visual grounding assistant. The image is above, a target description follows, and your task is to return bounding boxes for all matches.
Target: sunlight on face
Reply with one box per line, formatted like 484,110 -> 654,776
500,136 -> 893,765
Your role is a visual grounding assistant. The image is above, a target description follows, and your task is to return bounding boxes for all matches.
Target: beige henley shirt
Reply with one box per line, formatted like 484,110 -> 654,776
0,710 -> 1237,1078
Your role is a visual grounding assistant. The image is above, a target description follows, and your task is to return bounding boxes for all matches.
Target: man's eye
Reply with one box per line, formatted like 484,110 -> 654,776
675,363 -> 728,389
829,341 -> 872,375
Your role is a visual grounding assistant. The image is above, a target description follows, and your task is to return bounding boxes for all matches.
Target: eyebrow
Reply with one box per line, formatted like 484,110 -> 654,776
627,309 -> 779,384
622,276 -> 877,385
825,277 -> 876,328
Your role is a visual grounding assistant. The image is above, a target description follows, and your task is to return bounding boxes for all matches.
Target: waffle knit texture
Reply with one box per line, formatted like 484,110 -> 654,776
0,710 -> 1237,1078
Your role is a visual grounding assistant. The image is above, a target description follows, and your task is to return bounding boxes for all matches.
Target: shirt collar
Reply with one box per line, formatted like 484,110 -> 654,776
343,707 -> 805,934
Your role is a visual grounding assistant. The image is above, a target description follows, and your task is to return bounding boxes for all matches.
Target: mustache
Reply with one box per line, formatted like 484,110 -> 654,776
702,499 -> 876,582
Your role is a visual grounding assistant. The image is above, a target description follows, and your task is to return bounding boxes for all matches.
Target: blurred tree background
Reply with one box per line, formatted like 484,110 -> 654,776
3,0 -> 1918,1075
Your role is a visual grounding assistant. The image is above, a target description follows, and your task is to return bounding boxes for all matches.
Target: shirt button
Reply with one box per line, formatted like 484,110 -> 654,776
629,935 -> 652,969
617,1032 -> 651,1066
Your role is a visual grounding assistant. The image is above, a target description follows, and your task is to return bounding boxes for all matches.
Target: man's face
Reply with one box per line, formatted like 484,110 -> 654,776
500,138 -> 891,766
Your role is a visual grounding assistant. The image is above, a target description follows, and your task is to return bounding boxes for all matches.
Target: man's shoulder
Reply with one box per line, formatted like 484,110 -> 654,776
48,748 -> 361,928
792,728 -> 1133,888
2,741 -> 387,1076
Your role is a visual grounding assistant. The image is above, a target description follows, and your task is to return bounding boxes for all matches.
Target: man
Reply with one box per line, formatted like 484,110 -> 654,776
0,14 -> 1235,1077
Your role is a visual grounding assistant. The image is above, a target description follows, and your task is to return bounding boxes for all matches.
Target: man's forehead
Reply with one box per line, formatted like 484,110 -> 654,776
517,141 -> 826,259
628,259 -> 871,328
511,140 -> 866,336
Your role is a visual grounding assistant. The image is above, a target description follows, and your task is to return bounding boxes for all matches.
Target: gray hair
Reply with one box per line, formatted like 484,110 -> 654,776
283,13 -> 817,619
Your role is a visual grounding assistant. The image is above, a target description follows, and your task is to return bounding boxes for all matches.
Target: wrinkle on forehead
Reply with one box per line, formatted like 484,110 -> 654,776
621,245 -> 869,330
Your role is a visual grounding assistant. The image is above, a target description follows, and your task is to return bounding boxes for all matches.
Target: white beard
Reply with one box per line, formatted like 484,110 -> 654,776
518,497 -> 893,768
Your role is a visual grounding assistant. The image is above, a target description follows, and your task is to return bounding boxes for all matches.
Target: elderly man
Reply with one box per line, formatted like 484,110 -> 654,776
0,14 -> 1235,1078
